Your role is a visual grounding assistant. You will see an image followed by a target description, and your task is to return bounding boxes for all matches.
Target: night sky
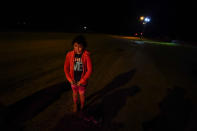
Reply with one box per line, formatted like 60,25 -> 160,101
0,0 -> 196,41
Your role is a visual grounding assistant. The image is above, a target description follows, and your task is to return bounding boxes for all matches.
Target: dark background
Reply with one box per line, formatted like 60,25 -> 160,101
0,0 -> 196,42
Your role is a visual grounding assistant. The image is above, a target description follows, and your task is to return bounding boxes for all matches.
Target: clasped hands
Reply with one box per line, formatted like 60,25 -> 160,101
71,80 -> 81,86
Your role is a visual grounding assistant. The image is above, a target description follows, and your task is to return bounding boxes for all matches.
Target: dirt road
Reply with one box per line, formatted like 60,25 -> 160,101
0,32 -> 197,131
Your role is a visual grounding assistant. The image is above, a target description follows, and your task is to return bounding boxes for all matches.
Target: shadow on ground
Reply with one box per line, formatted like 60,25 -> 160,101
87,85 -> 140,130
54,69 -> 140,131
189,61 -> 197,77
54,86 -> 140,131
0,81 -> 70,131
142,86 -> 193,131
87,69 -> 137,106
53,113 -> 101,131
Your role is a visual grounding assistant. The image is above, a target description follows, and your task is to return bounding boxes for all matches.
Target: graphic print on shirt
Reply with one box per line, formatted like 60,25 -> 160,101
74,57 -> 83,71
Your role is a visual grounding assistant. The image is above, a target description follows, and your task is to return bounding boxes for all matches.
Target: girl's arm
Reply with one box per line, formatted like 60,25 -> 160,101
64,52 -> 72,83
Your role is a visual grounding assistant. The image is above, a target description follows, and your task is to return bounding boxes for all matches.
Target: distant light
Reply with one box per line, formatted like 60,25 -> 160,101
84,26 -> 87,30
144,17 -> 151,22
140,16 -> 144,21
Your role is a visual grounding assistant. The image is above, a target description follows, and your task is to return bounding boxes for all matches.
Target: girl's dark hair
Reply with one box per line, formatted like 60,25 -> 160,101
72,35 -> 87,49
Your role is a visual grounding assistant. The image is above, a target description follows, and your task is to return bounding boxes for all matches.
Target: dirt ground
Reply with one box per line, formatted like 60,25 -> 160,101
0,32 -> 197,131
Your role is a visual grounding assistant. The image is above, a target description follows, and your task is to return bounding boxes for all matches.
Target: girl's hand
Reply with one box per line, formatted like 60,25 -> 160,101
77,82 -> 81,86
71,81 -> 77,85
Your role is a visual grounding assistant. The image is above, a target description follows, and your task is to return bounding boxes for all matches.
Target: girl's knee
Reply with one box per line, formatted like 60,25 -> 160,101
72,90 -> 78,94
79,91 -> 85,96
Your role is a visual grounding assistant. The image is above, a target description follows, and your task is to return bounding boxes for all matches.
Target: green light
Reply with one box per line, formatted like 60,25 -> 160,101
144,40 -> 179,46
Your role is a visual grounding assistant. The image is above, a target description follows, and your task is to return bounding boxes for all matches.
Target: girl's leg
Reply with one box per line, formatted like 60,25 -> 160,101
79,86 -> 86,110
79,93 -> 85,110
71,85 -> 78,112
72,92 -> 78,112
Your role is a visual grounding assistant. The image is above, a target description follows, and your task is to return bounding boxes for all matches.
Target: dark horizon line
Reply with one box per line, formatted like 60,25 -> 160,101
0,27 -> 196,43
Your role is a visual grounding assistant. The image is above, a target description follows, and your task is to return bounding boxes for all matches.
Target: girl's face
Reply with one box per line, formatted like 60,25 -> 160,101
74,42 -> 84,54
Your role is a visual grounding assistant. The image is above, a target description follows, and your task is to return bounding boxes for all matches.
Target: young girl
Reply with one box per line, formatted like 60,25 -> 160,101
64,35 -> 92,112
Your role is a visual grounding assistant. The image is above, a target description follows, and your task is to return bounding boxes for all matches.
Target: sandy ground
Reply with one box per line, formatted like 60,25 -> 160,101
0,32 -> 197,131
